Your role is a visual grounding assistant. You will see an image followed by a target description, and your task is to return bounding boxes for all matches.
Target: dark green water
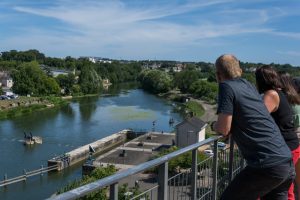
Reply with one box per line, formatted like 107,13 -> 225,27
0,85 -> 183,200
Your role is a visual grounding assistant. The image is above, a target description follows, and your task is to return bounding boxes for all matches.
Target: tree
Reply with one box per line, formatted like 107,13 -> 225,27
11,61 -> 60,96
189,80 -> 218,103
56,73 -> 76,95
79,64 -> 102,94
138,70 -> 172,94
173,70 -> 200,92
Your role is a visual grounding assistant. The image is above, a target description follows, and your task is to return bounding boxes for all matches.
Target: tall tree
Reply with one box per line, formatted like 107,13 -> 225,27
79,65 -> 102,94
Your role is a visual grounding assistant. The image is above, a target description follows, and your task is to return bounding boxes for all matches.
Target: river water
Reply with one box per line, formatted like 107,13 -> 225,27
0,84 -> 183,200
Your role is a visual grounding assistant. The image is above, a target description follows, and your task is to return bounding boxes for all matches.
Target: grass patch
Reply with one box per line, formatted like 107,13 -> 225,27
0,104 -> 47,120
0,96 -> 68,120
184,100 -> 205,117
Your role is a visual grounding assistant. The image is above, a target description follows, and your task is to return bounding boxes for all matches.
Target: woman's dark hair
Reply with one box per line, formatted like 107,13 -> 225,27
278,71 -> 300,105
255,65 -> 282,94
293,77 -> 300,93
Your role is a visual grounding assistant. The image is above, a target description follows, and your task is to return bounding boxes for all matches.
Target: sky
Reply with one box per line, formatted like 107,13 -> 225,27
1,0 -> 300,66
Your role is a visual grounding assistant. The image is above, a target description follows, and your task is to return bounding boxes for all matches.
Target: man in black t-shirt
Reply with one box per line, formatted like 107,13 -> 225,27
211,54 -> 295,200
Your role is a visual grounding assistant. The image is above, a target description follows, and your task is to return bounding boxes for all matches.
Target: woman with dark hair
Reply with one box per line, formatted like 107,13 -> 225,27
279,72 -> 300,200
256,66 -> 300,200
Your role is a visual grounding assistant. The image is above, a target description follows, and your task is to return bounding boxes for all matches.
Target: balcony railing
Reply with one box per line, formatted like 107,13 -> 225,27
48,135 -> 244,200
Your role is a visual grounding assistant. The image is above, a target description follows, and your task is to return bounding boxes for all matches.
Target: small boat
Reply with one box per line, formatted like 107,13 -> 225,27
169,118 -> 175,124
24,132 -> 43,145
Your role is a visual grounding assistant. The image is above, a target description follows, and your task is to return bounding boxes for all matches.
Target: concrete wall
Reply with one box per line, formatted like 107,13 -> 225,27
48,130 -> 129,170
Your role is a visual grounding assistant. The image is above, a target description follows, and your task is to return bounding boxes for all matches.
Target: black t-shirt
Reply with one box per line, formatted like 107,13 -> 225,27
271,90 -> 299,150
217,78 -> 291,168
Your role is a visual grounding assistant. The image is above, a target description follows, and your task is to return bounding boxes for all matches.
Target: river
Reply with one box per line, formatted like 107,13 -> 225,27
0,84 -> 183,200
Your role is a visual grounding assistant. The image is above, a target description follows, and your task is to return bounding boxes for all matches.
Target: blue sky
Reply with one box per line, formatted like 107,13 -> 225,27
1,0 -> 300,66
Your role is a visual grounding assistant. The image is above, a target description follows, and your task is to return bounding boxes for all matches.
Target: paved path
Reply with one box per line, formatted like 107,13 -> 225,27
191,98 -> 217,122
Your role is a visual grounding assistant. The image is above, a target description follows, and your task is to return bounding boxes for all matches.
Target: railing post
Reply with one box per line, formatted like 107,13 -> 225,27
41,165 -> 44,176
228,136 -> 234,181
23,169 -> 27,182
191,149 -> 197,200
110,182 -> 118,200
212,140 -> 218,200
158,162 -> 168,200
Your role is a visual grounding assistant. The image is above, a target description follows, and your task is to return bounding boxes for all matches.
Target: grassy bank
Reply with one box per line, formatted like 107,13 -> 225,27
0,96 -> 68,120
183,100 -> 205,117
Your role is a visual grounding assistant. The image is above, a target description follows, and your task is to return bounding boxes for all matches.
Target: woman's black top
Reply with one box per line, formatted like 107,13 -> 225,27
271,90 -> 299,150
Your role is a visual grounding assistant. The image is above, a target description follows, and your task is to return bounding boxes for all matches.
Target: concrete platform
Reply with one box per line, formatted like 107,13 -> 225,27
88,132 -> 175,171
98,149 -> 153,165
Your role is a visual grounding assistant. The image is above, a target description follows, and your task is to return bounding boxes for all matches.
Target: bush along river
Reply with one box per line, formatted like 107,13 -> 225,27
0,83 -> 183,200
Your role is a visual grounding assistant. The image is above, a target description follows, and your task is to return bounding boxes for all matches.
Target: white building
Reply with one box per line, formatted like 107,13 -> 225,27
175,117 -> 207,148
0,71 -> 13,88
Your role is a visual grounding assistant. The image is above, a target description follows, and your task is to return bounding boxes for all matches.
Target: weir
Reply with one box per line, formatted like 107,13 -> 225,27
48,129 -> 133,171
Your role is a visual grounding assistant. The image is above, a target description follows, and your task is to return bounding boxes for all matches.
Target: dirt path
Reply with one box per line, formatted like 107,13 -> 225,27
191,98 -> 217,122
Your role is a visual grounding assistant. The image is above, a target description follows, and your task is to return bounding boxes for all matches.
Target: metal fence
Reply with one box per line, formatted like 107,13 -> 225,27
0,165 -> 58,187
48,136 -> 244,200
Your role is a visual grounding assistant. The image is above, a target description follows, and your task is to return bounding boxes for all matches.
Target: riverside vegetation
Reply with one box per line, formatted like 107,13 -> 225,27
1,49 -> 300,119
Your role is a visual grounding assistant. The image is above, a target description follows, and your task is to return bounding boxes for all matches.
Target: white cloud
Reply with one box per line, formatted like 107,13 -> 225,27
1,0 -> 299,62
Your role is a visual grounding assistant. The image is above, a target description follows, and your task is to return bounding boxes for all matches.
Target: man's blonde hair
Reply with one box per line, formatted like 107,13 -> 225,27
215,54 -> 242,79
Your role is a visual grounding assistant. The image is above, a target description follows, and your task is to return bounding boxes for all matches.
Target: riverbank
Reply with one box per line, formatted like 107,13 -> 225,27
158,90 -> 207,118
0,96 -> 68,120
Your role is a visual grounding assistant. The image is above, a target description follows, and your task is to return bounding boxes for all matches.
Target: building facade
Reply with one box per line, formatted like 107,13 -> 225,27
175,116 -> 207,148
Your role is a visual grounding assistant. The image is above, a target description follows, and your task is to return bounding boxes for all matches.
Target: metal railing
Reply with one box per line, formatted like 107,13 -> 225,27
48,136 -> 243,200
0,165 -> 58,187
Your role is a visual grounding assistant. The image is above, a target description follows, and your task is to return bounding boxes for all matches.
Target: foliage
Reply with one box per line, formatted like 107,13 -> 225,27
55,73 -> 76,95
0,60 -> 18,71
184,100 -> 205,117
11,61 -> 60,96
57,165 -> 117,199
79,64 -> 102,94
138,70 -> 173,94
95,62 -> 142,83
242,72 -> 256,84
58,165 -> 144,200
189,80 -> 218,103
154,146 -> 208,173
0,104 -> 46,120
118,183 -> 144,200
173,69 -> 201,92
1,49 -> 45,63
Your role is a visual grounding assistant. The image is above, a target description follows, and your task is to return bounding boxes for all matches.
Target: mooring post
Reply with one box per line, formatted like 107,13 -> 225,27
3,174 -> 7,183
23,169 -> 27,182
3,174 -> 7,188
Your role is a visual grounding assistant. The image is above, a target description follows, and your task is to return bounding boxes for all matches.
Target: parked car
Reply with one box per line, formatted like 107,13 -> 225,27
210,142 -> 227,150
218,142 -> 226,149
204,149 -> 214,157
0,95 -> 10,100
8,94 -> 18,99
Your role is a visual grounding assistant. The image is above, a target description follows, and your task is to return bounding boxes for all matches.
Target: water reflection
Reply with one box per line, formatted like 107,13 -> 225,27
78,96 -> 99,121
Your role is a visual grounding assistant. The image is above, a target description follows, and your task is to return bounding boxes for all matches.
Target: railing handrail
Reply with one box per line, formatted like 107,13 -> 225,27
48,135 -> 222,200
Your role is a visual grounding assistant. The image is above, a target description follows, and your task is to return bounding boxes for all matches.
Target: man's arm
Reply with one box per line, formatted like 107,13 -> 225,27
212,113 -> 232,136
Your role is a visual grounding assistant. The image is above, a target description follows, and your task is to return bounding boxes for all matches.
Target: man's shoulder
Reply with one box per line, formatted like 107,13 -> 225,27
221,78 -> 247,89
